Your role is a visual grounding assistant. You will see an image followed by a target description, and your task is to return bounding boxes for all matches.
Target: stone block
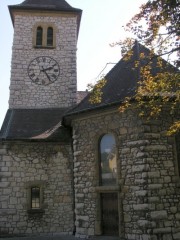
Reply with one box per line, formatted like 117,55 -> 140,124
170,206 -> 177,214
148,171 -> 160,178
137,220 -> 151,228
173,232 -> 180,240
164,161 -> 174,167
135,190 -> 148,197
1,166 -> 8,171
0,172 -> 12,177
149,184 -> 162,189
175,213 -> 180,220
132,164 -> 149,173
0,182 -> 10,188
76,203 -> 84,209
144,145 -> 167,151
136,152 -> 149,158
0,209 -> 17,215
10,197 -> 18,205
141,234 -> 152,240
151,210 -> 167,220
3,156 -> 11,161
148,197 -> 159,203
133,204 -> 149,211
76,215 -> 89,221
164,176 -> 171,183
88,228 -> 94,236
127,140 -> 150,147
153,227 -> 171,234
0,148 -> 7,155
124,214 -> 131,223
163,234 -> 173,240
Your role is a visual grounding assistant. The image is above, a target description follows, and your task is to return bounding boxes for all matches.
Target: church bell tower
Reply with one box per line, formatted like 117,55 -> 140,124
8,0 -> 82,109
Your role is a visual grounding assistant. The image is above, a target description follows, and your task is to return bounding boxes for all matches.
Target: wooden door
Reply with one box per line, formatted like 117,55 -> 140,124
101,193 -> 119,236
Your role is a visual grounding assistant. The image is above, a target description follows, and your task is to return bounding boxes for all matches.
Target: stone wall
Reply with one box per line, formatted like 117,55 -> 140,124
0,142 -> 74,236
9,13 -> 77,109
72,107 -> 180,240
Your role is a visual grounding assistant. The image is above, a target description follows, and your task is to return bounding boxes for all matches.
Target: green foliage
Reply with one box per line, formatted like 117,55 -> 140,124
88,78 -> 107,104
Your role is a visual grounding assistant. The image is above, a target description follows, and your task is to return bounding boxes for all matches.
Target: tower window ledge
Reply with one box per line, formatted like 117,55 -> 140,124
95,185 -> 120,192
27,209 -> 45,214
34,46 -> 55,49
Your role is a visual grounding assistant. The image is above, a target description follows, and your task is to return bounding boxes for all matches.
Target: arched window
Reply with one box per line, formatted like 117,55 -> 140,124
99,134 -> 117,186
47,27 -> 53,46
36,26 -> 43,46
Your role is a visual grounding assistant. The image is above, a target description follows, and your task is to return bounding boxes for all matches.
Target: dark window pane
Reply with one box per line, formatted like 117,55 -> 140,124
100,134 -> 117,186
47,27 -> 53,46
36,27 -> 43,46
31,187 -> 40,208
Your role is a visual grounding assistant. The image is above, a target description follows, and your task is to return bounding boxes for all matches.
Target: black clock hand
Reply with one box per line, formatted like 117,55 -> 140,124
43,69 -> 53,82
42,66 -> 53,71
41,63 -> 57,72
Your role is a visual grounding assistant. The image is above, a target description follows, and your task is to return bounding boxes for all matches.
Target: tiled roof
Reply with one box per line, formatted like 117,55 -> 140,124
66,42 -> 177,116
9,0 -> 82,12
0,109 -> 71,142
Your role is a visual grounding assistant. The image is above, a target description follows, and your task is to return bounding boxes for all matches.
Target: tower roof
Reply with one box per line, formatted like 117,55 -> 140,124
8,0 -> 82,30
9,0 -> 82,13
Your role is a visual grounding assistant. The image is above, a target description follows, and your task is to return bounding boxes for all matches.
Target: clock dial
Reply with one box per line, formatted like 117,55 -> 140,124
28,56 -> 60,85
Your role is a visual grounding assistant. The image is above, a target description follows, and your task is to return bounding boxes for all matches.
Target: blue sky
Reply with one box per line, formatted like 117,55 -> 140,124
0,0 -> 147,127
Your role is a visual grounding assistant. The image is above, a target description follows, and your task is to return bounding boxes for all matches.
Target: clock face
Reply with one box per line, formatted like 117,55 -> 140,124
28,56 -> 60,85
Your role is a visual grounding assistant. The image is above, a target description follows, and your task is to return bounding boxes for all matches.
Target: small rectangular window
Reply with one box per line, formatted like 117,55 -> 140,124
31,187 -> 40,209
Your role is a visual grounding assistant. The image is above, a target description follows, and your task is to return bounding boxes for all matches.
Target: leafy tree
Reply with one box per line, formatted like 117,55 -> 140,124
118,0 -> 180,134
120,0 -> 180,67
90,0 -> 180,134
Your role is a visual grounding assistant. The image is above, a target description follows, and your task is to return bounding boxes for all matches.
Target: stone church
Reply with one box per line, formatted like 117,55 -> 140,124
0,0 -> 180,239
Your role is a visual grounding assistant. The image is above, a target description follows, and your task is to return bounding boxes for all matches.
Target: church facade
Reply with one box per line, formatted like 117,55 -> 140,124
0,1 -> 180,240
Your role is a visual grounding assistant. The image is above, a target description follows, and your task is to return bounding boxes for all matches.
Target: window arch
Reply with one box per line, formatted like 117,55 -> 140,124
36,26 -> 43,46
99,133 -> 117,186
